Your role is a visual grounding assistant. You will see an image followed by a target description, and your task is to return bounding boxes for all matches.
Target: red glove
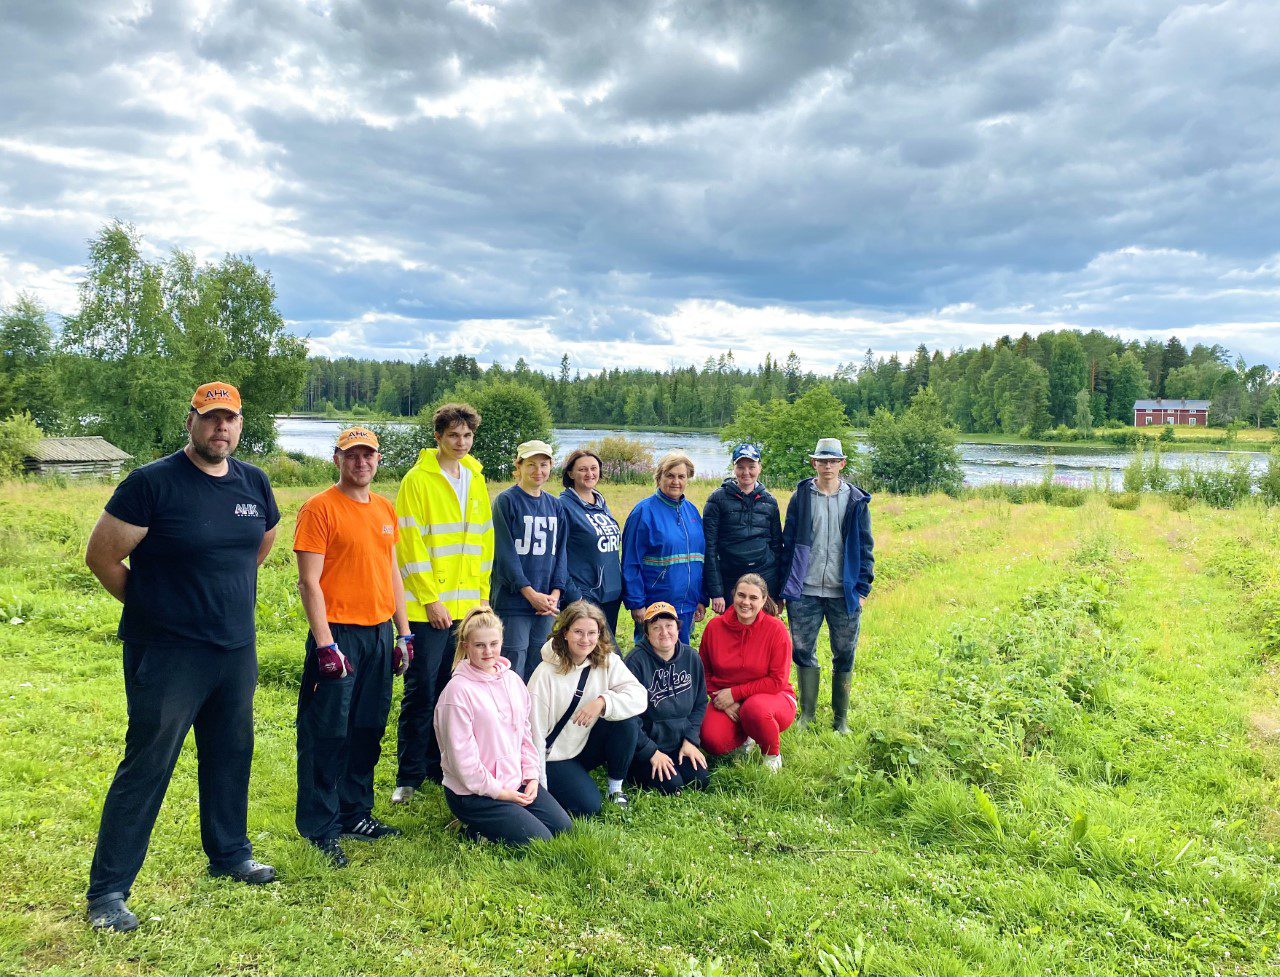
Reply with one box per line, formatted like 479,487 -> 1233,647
315,643 -> 354,679
393,634 -> 415,677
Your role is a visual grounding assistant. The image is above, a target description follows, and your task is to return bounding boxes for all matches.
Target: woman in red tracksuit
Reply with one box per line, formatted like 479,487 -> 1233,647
698,573 -> 797,772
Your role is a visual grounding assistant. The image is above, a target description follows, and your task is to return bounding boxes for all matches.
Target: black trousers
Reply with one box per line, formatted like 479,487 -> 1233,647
296,621 -> 394,842
444,786 -> 572,846
545,718 -> 639,817
395,620 -> 455,789
87,642 -> 257,903
628,752 -> 711,795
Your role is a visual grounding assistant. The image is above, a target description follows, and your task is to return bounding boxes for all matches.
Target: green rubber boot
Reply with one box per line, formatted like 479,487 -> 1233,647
832,672 -> 853,734
796,666 -> 820,729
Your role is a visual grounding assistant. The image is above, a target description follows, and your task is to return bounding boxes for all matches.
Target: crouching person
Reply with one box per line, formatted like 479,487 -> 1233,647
434,608 -> 572,845
624,602 -> 709,795
699,574 -> 797,772
529,601 -> 647,814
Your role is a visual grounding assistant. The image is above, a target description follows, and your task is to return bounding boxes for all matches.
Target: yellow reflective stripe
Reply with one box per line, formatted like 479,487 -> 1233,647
426,521 -> 465,535
397,515 -> 420,529
432,543 -> 483,558
422,520 -> 493,538
479,559 -> 493,572
400,561 -> 433,578
439,589 -> 483,602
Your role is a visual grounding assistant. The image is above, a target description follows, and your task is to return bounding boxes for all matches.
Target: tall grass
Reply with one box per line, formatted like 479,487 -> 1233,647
0,483 -> 1278,974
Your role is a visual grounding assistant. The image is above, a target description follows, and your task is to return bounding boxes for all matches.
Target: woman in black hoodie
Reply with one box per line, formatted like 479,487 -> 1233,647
623,602 -> 709,795
702,443 -> 784,614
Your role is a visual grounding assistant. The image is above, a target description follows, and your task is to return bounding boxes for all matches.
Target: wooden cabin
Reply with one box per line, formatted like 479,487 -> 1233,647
22,437 -> 133,477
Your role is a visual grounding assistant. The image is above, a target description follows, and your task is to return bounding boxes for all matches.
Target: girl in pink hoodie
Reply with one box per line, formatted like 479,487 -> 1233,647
698,574 -> 797,771
434,608 -> 572,845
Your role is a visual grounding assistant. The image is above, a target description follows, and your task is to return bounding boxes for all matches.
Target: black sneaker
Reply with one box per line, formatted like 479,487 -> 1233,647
311,837 -> 348,868
208,859 -> 276,884
607,789 -> 630,807
341,816 -> 402,842
87,893 -> 139,933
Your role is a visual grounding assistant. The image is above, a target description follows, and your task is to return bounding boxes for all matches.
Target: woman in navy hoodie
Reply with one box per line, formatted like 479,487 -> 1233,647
492,440 -> 568,682
559,448 -> 623,640
624,602 -> 709,795
620,452 -> 706,643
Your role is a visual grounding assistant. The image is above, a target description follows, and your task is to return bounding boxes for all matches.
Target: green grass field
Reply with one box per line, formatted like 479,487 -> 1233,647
1,479 -> 1278,975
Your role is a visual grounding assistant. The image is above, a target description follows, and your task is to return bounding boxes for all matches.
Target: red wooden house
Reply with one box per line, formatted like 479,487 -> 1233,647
1132,399 -> 1210,426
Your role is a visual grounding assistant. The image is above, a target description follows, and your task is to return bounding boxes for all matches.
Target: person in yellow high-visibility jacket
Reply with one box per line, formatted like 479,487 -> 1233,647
391,403 -> 494,804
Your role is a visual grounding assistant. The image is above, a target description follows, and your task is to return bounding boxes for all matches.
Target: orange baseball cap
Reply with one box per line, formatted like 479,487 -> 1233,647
642,601 -> 679,624
191,381 -> 242,415
336,426 -> 380,452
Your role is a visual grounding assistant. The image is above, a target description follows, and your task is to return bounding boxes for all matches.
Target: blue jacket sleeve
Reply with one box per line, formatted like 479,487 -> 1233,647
620,502 -> 648,610
492,493 -> 531,594
855,501 -> 874,597
550,497 -> 569,594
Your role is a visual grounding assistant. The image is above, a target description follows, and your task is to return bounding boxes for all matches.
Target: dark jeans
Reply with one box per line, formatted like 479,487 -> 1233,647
87,642 -> 257,903
628,751 -> 710,795
498,612 -> 554,683
444,786 -> 572,846
545,718 -> 639,817
788,594 -> 861,673
296,621 -> 394,841
395,620 -> 456,789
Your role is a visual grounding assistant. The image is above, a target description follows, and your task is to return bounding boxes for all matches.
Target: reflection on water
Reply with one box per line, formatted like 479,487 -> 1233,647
275,418 -> 1269,489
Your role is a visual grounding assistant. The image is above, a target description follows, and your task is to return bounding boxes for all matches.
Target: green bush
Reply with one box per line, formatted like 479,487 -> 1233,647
255,451 -> 336,486
861,387 -> 962,494
0,411 -> 42,479
369,419 -> 433,478
720,384 -> 853,485
1107,491 -> 1141,510
1259,449 -> 1280,506
1170,462 -> 1253,509
578,434 -> 654,485
443,380 -> 554,481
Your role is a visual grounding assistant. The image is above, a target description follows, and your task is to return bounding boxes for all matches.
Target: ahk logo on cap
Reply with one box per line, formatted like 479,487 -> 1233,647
191,381 -> 242,415
336,427 -> 380,452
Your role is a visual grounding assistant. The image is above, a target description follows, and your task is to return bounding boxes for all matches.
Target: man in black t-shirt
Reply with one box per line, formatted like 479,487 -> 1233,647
83,382 -> 281,933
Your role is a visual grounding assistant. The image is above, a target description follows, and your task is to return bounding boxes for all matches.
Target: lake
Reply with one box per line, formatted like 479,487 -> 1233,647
275,417 -> 1270,488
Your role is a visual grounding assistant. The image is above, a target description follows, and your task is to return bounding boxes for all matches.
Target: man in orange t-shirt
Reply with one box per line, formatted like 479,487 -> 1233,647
293,427 -> 412,867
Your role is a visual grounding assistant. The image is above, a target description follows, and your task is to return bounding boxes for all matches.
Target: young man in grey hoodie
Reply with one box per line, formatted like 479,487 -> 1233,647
777,437 -> 874,733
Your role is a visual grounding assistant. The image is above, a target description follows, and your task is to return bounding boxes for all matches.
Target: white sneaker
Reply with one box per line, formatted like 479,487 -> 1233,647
743,737 -> 756,753
763,753 -> 783,773
391,786 -> 415,805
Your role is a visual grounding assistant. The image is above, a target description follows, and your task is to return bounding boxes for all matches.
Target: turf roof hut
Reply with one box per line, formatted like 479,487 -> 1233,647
22,437 -> 133,477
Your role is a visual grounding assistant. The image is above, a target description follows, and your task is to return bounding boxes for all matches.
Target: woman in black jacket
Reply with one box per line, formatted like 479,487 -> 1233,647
702,443 -> 784,614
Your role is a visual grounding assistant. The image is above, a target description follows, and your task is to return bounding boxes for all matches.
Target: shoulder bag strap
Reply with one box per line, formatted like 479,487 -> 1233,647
544,667 -> 592,751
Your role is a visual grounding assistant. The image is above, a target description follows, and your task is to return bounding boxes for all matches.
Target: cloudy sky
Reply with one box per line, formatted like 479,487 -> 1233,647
2,0 -> 1278,373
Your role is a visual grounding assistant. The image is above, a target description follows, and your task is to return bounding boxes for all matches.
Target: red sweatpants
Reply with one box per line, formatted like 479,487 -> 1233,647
701,692 -> 797,757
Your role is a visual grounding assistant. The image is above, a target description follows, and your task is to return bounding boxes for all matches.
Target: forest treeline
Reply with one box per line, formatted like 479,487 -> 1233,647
300,331 -> 1278,434
3,221 -> 1277,471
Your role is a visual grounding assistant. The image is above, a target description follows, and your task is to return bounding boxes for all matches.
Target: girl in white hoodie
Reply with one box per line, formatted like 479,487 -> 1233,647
434,607 -> 572,845
528,601 -> 647,814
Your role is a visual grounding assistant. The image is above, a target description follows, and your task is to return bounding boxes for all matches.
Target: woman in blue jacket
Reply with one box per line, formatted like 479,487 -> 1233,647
559,448 -> 623,640
620,451 -> 706,643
